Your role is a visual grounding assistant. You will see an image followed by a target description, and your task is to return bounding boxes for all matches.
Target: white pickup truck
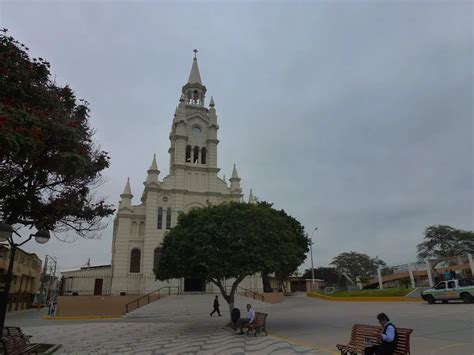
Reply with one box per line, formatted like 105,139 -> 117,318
421,278 -> 474,304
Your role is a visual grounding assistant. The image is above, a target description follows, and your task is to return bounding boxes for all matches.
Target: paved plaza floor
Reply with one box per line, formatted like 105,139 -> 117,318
5,293 -> 474,354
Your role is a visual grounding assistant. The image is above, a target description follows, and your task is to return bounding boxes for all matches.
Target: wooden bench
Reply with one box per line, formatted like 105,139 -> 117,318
1,327 -> 43,355
336,323 -> 413,354
244,312 -> 268,337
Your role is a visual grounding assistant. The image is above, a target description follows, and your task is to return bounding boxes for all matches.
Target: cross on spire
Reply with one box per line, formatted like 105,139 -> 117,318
193,49 -> 198,59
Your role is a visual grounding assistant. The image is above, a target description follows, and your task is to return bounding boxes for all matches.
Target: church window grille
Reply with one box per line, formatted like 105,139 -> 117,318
185,145 -> 191,163
157,207 -> 163,229
130,248 -> 141,273
166,207 -> 172,229
193,146 -> 199,164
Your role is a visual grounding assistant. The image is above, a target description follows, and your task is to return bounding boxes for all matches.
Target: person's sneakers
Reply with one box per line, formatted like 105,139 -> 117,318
218,314 -> 222,317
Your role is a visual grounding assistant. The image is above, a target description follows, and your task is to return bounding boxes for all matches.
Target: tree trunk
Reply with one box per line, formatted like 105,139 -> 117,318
210,275 -> 247,324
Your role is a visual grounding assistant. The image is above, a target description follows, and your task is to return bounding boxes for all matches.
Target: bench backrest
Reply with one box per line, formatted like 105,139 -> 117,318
1,327 -> 31,354
351,324 -> 413,354
253,312 -> 268,326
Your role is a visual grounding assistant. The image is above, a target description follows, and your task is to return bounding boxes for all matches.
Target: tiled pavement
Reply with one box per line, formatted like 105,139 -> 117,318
16,295 -> 332,354
23,321 -> 322,354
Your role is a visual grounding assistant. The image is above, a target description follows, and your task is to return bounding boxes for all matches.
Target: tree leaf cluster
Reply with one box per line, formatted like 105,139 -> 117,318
0,29 -> 114,237
330,251 -> 385,282
154,202 -> 309,307
417,225 -> 474,260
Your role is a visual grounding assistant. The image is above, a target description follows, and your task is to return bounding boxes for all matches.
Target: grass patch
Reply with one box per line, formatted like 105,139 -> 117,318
316,288 -> 414,297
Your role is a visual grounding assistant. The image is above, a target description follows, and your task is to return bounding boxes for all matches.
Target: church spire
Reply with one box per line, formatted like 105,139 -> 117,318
230,164 -> 242,194
187,49 -> 202,84
121,177 -> 133,198
248,189 -> 256,204
119,177 -> 133,210
145,154 -> 160,185
182,49 -> 207,107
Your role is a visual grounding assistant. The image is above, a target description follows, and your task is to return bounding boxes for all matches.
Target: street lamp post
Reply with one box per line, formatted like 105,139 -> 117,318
0,223 -> 50,338
310,227 -> 318,292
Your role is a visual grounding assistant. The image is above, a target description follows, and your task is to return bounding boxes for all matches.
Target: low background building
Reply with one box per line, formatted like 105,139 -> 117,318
0,244 -> 42,312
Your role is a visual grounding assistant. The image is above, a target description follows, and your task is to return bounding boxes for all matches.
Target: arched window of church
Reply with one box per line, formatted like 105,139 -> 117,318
166,207 -> 172,229
153,247 -> 162,270
131,222 -> 138,237
201,147 -> 207,164
193,146 -> 199,164
139,222 -> 145,237
185,145 -> 191,163
130,248 -> 141,273
157,207 -> 163,229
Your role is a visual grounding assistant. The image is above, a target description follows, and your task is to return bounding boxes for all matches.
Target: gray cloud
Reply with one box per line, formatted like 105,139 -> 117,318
1,0 -> 472,272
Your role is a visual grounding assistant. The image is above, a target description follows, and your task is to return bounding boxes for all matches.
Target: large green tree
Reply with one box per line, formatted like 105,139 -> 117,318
417,225 -> 474,260
0,29 -> 114,238
330,251 -> 385,283
154,202 -> 309,315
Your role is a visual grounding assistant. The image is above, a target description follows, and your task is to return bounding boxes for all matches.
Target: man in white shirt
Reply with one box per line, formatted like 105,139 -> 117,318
237,304 -> 255,334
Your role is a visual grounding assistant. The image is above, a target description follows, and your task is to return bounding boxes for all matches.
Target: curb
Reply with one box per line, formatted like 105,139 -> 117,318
307,292 -> 422,302
43,315 -> 121,320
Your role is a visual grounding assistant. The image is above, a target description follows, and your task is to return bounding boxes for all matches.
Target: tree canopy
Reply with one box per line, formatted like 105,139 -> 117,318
417,225 -> 474,260
155,201 -> 309,313
0,29 -> 114,238
330,251 -> 385,283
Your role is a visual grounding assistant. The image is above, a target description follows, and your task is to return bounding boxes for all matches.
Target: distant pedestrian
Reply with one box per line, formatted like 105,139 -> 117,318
444,270 -> 451,281
450,269 -> 456,280
48,301 -> 57,317
364,313 -> 397,355
210,295 -> 221,317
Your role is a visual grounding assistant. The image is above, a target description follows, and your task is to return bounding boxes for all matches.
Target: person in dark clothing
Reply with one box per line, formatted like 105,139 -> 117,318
210,295 -> 221,317
364,313 -> 398,355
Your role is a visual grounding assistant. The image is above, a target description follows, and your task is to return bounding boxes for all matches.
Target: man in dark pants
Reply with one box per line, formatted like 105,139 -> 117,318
365,313 -> 397,355
210,295 -> 221,317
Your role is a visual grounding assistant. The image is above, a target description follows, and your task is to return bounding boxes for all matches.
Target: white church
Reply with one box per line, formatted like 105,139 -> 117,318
62,54 -> 261,296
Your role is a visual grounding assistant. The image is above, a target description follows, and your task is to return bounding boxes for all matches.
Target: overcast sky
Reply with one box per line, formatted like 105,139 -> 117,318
1,0 -> 472,273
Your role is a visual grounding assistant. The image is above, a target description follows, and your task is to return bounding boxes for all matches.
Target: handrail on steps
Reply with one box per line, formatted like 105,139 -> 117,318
125,286 -> 180,314
225,285 -> 265,302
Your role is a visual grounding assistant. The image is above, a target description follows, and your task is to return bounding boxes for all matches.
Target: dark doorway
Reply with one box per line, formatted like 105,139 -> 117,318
184,278 -> 206,292
290,280 -> 307,292
94,279 -> 103,295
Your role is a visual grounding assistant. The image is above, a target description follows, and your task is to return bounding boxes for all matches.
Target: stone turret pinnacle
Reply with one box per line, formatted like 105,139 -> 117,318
119,177 -> 133,210
248,189 -> 256,204
145,154 -> 160,185
121,177 -> 133,198
209,96 -> 215,107
229,164 -> 242,193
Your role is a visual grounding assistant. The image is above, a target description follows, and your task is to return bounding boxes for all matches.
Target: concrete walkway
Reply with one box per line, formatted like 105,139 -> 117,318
6,293 -> 473,354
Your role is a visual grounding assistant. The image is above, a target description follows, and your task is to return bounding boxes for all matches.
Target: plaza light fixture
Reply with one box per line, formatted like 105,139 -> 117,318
0,222 -> 50,338
310,227 -> 318,292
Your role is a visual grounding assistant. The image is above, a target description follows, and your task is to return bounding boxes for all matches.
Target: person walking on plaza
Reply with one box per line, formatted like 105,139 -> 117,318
237,304 -> 255,334
364,313 -> 397,355
210,295 -> 221,317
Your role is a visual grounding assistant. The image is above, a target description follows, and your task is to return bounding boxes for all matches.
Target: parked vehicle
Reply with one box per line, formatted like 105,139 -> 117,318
421,278 -> 474,304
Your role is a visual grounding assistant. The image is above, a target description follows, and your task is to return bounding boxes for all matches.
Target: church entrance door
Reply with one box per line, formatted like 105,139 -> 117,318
184,278 -> 206,292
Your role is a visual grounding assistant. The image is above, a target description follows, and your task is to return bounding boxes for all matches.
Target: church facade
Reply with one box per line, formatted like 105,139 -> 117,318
64,55 -> 260,296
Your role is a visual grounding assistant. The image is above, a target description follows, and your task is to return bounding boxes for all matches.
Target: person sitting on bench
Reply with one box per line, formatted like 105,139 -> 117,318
236,304 -> 255,334
365,313 -> 398,355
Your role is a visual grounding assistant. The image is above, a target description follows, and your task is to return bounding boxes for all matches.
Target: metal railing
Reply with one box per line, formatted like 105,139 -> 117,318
237,286 -> 265,302
124,286 -> 180,314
